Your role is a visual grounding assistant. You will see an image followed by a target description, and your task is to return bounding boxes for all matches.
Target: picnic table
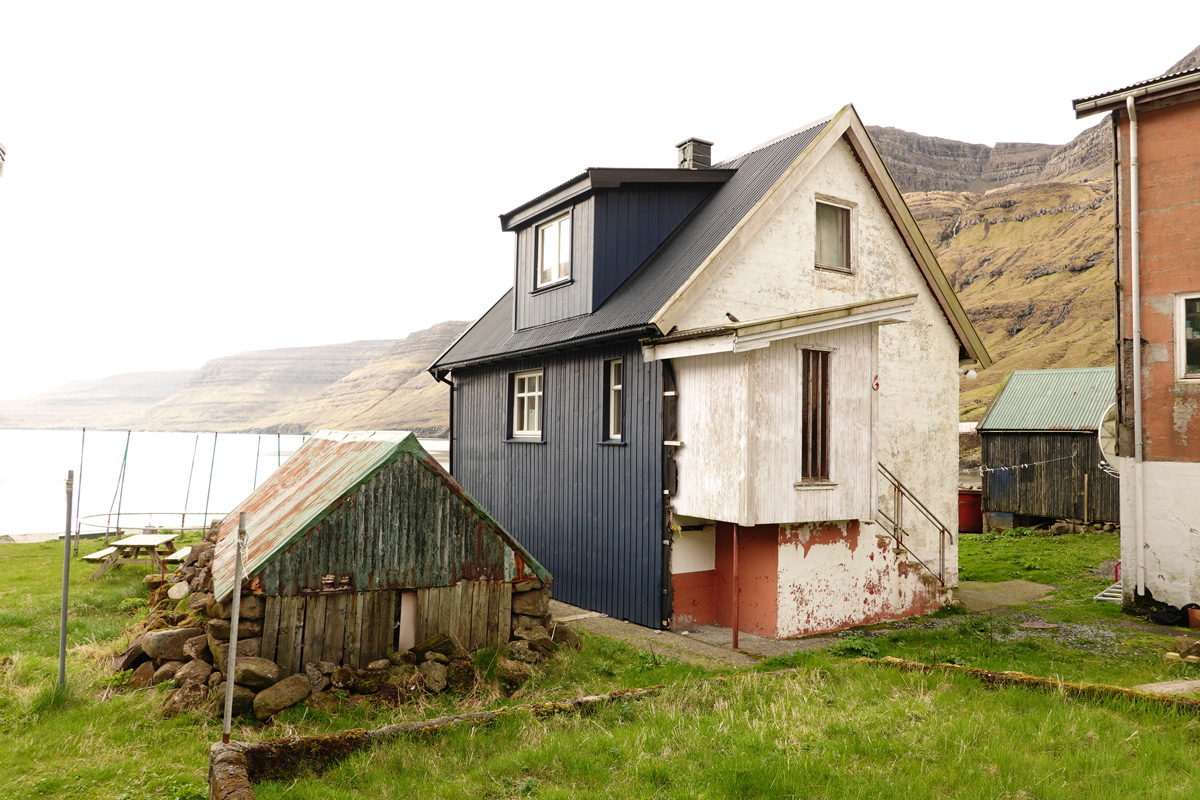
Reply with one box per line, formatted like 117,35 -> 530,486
83,532 -> 180,579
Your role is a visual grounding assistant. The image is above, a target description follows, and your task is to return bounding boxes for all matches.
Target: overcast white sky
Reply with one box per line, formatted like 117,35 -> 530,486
1,2 -> 1196,400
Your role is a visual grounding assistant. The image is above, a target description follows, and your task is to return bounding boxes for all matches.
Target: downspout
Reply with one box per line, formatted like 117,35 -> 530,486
1126,95 -> 1146,597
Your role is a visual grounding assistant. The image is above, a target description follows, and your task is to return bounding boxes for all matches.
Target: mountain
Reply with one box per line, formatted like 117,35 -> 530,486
250,320 -> 468,435
0,322 -> 469,434
0,370 -> 192,430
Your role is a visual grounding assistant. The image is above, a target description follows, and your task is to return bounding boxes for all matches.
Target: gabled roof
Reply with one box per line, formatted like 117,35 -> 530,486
211,430 -> 549,602
979,367 -> 1115,433
432,105 -> 989,373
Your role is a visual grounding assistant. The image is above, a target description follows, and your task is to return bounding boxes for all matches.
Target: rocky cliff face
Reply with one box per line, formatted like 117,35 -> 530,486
867,123 -> 1110,194
252,320 -> 469,436
1166,44 -> 1200,75
137,340 -> 402,432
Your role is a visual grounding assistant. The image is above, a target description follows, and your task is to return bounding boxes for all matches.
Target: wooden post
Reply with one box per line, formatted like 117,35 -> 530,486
732,524 -> 740,651
222,514 -> 247,744
57,470 -> 74,689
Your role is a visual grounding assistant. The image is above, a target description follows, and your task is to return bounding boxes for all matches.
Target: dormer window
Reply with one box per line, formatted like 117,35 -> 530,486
537,214 -> 571,287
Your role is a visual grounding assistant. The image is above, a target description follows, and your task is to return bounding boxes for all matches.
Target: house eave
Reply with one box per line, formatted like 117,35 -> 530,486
641,295 -> 916,362
1073,67 -> 1200,118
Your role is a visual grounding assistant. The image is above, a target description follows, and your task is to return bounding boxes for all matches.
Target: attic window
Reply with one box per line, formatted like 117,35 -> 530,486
537,214 -> 571,287
815,201 -> 851,273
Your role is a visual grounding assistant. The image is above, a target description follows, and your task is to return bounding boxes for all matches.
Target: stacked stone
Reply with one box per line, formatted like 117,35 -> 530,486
112,526 -> 312,721
113,527 -> 582,719
506,578 -> 580,666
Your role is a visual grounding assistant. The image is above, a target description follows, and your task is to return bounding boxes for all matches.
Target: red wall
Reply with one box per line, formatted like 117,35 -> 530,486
713,522 -> 778,637
1118,101 -> 1200,461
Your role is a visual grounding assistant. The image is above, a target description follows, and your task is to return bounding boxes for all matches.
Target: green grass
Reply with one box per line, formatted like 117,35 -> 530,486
252,662 -> 1200,799
1,527 -> 1193,799
0,540 -> 712,800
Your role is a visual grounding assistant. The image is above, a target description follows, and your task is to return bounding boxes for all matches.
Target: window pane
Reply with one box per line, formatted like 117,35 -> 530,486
801,350 -> 829,480
816,203 -> 848,270
558,217 -> 571,279
1186,298 -> 1200,375
539,223 -> 557,285
612,361 -> 622,389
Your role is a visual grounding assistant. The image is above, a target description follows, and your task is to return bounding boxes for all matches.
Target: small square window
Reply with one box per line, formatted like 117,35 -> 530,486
511,370 -> 543,438
815,201 -> 850,273
537,214 -> 571,287
1181,294 -> 1200,380
604,359 -> 623,441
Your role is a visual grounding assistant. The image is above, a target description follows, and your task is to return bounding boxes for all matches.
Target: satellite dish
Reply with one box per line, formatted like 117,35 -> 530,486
1097,401 -> 1118,466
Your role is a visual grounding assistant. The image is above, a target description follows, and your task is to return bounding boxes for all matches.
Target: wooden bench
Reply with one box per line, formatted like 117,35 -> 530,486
164,546 -> 192,564
81,546 -> 118,563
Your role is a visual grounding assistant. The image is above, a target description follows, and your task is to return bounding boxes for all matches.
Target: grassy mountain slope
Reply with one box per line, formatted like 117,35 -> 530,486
251,320 -> 468,435
905,181 -> 1115,419
0,370 -> 192,430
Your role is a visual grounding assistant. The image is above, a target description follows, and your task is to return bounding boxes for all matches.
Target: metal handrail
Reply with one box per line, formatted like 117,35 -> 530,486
876,463 -> 954,585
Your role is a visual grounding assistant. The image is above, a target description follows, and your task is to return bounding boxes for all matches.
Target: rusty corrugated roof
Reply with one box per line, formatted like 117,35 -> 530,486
211,430 -> 548,602
979,367 -> 1115,433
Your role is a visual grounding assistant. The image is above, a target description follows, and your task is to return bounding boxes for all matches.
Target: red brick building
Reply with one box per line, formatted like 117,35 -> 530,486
1075,64 -> 1200,609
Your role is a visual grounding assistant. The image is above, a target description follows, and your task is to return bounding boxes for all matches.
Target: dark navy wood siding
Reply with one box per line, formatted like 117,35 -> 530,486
591,184 -> 715,311
452,340 -> 665,628
515,198 -> 594,329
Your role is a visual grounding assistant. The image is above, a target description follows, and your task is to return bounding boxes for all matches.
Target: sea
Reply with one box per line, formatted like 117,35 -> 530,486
0,429 -> 449,540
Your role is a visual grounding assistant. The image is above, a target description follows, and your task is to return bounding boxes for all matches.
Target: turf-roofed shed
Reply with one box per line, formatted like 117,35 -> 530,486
979,368 -> 1118,526
210,430 -> 550,676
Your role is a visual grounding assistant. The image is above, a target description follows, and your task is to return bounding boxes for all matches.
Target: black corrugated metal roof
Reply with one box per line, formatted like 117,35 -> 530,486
434,117 -> 831,369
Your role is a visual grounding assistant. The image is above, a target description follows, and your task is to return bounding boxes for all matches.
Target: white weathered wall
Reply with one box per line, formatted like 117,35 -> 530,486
671,327 -> 873,526
1120,458 -> 1200,607
774,521 -> 947,638
671,525 -> 716,574
668,137 -> 960,576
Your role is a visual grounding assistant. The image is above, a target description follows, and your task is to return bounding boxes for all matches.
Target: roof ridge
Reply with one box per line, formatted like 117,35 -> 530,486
715,112 -> 837,167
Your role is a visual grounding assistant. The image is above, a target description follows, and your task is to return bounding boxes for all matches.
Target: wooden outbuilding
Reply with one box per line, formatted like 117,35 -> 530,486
210,430 -> 550,676
979,367 -> 1118,526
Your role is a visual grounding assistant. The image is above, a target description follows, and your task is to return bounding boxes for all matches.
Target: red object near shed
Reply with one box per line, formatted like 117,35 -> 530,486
958,489 -> 983,534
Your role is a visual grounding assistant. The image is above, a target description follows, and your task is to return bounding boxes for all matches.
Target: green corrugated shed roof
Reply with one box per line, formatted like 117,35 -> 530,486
979,367 -> 1116,432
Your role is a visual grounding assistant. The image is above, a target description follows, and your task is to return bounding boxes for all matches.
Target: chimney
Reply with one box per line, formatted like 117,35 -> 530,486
676,137 -> 713,169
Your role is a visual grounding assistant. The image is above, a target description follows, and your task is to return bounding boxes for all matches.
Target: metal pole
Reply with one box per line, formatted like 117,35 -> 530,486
253,434 -> 261,488
183,432 -> 199,531
58,470 -> 74,689
114,431 -> 131,538
203,433 -> 218,530
732,524 -> 740,651
74,429 -> 85,555
222,513 -> 247,744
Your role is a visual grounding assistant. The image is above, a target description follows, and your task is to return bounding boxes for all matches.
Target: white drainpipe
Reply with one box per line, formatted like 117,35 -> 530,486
1126,96 -> 1146,596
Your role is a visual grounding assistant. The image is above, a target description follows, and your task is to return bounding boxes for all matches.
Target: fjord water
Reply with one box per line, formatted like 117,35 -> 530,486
0,429 -> 309,538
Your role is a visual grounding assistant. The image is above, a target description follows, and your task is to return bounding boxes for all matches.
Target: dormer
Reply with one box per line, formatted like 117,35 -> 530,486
500,155 -> 736,331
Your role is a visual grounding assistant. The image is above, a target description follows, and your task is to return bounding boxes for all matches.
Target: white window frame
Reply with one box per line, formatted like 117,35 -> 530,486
536,213 -> 571,288
511,370 -> 543,438
605,359 -> 623,441
1178,292 -> 1200,381
814,198 -> 853,274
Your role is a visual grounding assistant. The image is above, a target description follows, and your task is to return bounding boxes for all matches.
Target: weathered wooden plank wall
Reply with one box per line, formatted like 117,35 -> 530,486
415,580 -> 512,652
261,591 -> 398,674
258,452 -> 513,596
981,431 -> 1119,523
454,340 -> 665,628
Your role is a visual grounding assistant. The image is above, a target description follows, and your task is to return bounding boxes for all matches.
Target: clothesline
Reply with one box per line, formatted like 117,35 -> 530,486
975,454 -> 1077,475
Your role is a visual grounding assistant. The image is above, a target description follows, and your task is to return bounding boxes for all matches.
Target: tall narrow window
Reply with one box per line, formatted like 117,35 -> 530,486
512,370 -> 543,438
1182,294 -> 1200,379
537,214 -> 571,287
605,359 -> 623,440
815,201 -> 850,273
801,349 -> 830,481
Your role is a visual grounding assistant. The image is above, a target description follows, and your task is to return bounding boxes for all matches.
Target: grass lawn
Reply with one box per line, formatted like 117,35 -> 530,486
2,527 -> 1196,799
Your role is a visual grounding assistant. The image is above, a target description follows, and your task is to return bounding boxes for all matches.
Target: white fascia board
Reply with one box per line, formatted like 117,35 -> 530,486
643,299 -> 913,362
